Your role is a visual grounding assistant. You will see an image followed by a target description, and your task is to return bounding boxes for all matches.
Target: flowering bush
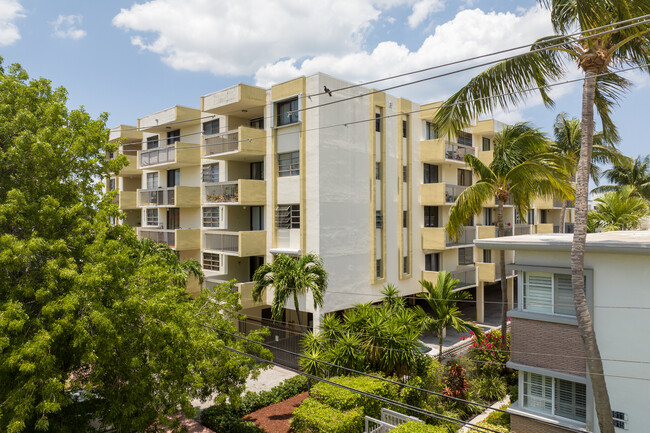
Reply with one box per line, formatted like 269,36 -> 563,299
467,330 -> 510,377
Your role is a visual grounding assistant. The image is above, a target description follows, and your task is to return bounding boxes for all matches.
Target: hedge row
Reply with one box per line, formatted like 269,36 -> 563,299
291,398 -> 364,433
239,375 -> 308,415
391,422 -> 450,433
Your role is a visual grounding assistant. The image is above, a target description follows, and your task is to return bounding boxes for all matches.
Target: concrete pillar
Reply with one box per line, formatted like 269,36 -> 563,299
507,277 -> 514,311
476,281 -> 485,323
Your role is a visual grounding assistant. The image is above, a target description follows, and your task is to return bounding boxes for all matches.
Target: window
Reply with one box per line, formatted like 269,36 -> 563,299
202,164 -> 219,183
457,131 -> 472,146
482,137 -> 491,151
108,178 -> 116,191
376,259 -> 383,278
376,211 -> 383,229
457,169 -> 472,187
250,206 -> 264,231
250,117 -> 264,129
203,252 -> 220,271
514,208 -> 522,224
523,372 -> 586,423
277,204 -> 300,229
203,119 -> 220,135
540,209 -> 548,224
146,209 -> 159,226
250,161 -> 264,180
403,210 -> 408,228
527,209 -> 536,225
167,208 -> 180,230
403,256 -> 409,274
458,247 -> 473,265
483,249 -> 492,263
402,120 -> 407,138
425,253 -> 440,271
522,272 -> 575,316
278,151 -> 299,177
146,135 -> 159,149
167,129 -> 181,145
424,121 -> 439,140
423,164 -> 439,184
375,113 -> 381,132
277,98 -> 299,126
146,172 -> 159,189
167,169 -> 180,187
403,166 -> 408,182
483,208 -> 493,226
202,207 -> 220,227
375,162 -> 381,180
424,206 -> 439,228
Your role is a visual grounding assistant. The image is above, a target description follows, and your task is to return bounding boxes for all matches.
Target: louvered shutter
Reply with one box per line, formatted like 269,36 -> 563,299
555,379 -> 586,422
523,272 -> 553,313
524,372 -> 553,415
554,274 -> 575,316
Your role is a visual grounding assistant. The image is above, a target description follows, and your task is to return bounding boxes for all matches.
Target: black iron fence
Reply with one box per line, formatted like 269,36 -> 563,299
238,317 -> 305,370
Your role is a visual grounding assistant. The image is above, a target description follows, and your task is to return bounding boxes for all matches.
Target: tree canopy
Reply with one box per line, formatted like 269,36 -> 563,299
0,60 -> 269,432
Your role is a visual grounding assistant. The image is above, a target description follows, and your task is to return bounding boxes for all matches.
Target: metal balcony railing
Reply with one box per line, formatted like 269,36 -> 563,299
451,268 -> 476,288
565,223 -> 575,233
445,185 -> 467,203
446,226 -> 476,247
445,142 -> 474,161
514,224 -> 531,235
204,130 -> 239,156
140,146 -> 175,167
139,229 -> 175,248
139,187 -> 175,206
204,231 -> 239,253
204,181 -> 239,203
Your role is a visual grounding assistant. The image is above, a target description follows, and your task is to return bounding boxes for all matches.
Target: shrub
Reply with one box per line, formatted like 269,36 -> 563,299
199,404 -> 265,433
422,358 -> 446,393
477,421 -> 509,432
508,384 -> 518,403
391,421 -> 449,432
291,398 -> 363,433
467,330 -> 510,377
485,404 -> 511,428
239,375 -> 309,415
442,361 -> 469,399
468,376 -> 508,402
311,375 -> 399,418
401,376 -> 425,408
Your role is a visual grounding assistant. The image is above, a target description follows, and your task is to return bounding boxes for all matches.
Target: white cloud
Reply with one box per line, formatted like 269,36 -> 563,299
0,0 -> 25,46
408,0 -> 445,28
52,14 -> 86,40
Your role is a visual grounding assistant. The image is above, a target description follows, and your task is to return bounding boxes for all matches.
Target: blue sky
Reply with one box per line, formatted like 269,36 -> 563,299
1,0 -> 648,160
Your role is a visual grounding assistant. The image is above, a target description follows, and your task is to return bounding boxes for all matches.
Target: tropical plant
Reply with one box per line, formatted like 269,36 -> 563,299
588,186 -> 649,231
418,271 -> 481,360
432,4 -> 650,428
445,123 -> 571,346
549,112 -> 625,231
251,253 -> 328,331
593,155 -> 650,200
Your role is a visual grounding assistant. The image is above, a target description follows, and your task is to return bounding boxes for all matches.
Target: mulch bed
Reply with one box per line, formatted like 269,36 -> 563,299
243,392 -> 309,433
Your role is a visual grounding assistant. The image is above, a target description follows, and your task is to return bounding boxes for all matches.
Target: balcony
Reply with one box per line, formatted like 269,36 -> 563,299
533,196 -> 554,210
451,268 -> 477,289
204,179 -> 266,205
534,223 -> 554,234
138,106 -> 200,133
421,227 -> 445,250
109,124 -> 142,143
446,226 -> 476,247
204,230 -> 266,257
138,142 -> 201,169
553,223 -> 575,233
477,262 -> 496,282
138,228 -> 201,250
477,149 -> 493,166
118,191 -> 137,210
553,199 -> 574,208
445,184 -> 467,203
138,186 -> 200,207
203,126 -> 266,161
107,151 -> 140,176
420,138 -> 474,163
420,183 -> 445,206
202,84 -> 266,116
514,224 -> 531,235
421,270 -> 440,285
238,281 -> 266,309
477,225 -> 496,239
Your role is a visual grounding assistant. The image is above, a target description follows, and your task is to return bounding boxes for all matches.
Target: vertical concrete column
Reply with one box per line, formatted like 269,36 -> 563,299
312,308 -> 321,331
476,281 -> 485,323
507,277 -> 514,310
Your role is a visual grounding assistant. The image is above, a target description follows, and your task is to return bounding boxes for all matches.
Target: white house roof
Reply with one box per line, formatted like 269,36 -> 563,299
475,230 -> 650,255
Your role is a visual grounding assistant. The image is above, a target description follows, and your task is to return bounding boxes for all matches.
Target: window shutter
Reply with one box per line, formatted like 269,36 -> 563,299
555,379 -> 586,422
523,272 -> 553,313
554,274 -> 575,316
524,372 -> 553,415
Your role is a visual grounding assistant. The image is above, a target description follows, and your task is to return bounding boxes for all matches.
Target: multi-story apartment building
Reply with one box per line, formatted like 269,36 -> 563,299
475,231 -> 650,433
106,72 -> 574,327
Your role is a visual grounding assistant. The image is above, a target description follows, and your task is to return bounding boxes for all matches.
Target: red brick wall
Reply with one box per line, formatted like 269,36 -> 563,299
511,414 -> 577,433
511,317 -> 586,377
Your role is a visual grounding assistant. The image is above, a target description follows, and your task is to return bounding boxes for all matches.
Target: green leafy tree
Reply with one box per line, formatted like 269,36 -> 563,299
251,253 -> 328,332
549,113 -> 625,231
445,123 -> 571,345
419,272 -> 481,360
0,61 -> 269,432
593,155 -> 650,200
432,4 -> 650,427
587,186 -> 649,232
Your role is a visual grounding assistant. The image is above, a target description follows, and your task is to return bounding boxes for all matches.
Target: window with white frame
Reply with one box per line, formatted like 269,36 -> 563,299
522,272 -> 575,316
146,172 -> 159,189
277,98 -> 299,126
202,163 -> 219,183
108,178 -> 116,191
458,247 -> 473,265
424,121 -> 439,140
146,209 -> 159,226
523,372 -> 586,423
202,207 -> 220,228
277,204 -> 299,229
278,151 -> 299,177
202,252 -> 220,271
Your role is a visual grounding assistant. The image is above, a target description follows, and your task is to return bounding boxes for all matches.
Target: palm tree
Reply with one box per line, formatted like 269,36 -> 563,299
432,3 -> 650,429
445,123 -> 571,346
549,113 -> 625,232
251,253 -> 327,332
419,271 -> 481,360
588,186 -> 649,232
137,237 -> 204,287
593,155 -> 650,200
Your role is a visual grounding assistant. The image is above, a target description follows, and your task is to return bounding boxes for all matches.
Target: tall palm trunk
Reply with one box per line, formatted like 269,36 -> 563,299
293,292 -> 306,333
496,200 -> 507,348
573,68 -> 614,433
559,200 -> 568,233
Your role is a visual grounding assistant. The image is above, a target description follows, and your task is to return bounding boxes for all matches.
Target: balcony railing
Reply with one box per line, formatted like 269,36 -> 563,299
140,146 -> 175,167
445,185 -> 467,203
553,223 -> 575,233
204,130 -> 239,156
446,226 -> 476,247
204,231 -> 239,253
139,229 -> 175,248
451,268 -> 476,288
514,224 -> 531,235
204,182 -> 239,203
139,187 -> 175,206
446,142 -> 474,161
553,199 -> 575,208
